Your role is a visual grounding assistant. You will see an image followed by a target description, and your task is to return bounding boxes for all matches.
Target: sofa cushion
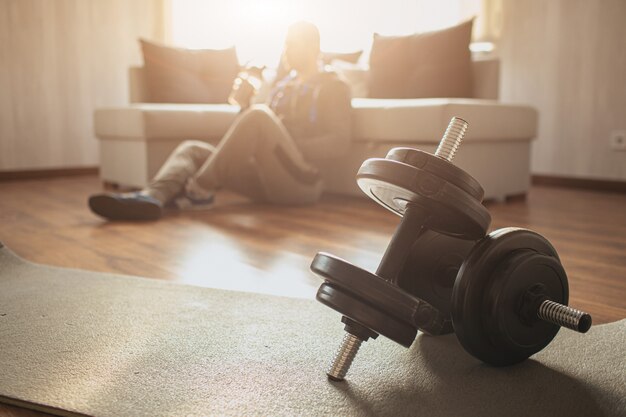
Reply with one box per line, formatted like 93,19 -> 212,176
351,98 -> 538,142
94,100 -> 537,145
140,39 -> 240,104
369,20 -> 474,99
94,104 -> 239,141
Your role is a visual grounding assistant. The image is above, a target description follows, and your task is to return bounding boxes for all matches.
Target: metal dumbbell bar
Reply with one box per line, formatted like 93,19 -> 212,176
310,117 -> 592,381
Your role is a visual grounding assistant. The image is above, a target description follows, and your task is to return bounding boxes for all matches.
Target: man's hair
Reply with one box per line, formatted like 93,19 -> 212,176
286,21 -> 320,50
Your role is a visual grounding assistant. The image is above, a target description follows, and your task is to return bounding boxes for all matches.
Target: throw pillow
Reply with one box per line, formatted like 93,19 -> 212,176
368,34 -> 412,98
273,50 -> 364,84
368,19 -> 474,99
139,39 -> 240,104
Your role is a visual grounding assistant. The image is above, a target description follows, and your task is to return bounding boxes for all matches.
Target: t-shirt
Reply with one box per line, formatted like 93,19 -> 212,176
266,70 -> 352,160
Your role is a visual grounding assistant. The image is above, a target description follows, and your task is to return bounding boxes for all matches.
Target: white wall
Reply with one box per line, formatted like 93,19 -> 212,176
499,0 -> 626,181
0,0 -> 165,171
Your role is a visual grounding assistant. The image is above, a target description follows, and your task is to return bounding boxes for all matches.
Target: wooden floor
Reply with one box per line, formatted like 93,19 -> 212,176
0,175 -> 625,417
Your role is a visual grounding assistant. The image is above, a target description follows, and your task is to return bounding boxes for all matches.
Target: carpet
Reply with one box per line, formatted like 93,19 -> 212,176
0,242 -> 624,417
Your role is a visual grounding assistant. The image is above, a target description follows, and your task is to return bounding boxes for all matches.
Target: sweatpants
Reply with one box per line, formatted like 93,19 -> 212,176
144,105 -> 324,205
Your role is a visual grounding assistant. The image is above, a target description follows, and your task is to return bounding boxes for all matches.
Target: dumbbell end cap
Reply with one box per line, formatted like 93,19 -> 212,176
327,374 -> 345,382
577,314 -> 592,333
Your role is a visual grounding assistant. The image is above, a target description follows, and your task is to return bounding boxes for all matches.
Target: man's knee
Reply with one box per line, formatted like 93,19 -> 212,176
174,140 -> 214,166
175,140 -> 213,156
240,105 -> 276,125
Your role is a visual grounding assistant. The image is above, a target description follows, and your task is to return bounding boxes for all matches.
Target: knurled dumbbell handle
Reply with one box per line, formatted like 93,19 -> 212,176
537,299 -> 592,333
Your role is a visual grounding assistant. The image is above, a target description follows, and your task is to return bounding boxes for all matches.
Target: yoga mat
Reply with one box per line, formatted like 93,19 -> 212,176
0,242 -> 624,417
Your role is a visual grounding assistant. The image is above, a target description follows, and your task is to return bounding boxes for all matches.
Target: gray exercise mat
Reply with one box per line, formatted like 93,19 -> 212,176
0,243 -> 624,417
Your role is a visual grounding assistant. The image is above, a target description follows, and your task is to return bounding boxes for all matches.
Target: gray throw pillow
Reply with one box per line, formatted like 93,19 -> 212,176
369,19 -> 474,99
140,39 -> 240,104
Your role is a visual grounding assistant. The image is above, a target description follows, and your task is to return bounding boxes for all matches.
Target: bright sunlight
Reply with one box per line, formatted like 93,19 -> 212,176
170,0 -> 487,66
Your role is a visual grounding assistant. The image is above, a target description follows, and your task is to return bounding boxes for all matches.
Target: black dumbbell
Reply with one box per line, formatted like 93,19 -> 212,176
311,117 -> 492,380
316,227 -> 593,380
311,118 -> 592,381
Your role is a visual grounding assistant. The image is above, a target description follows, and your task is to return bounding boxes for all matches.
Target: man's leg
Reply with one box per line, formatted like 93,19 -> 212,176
88,140 -> 214,221
191,105 -> 323,204
89,106 -> 322,220
143,140 -> 215,204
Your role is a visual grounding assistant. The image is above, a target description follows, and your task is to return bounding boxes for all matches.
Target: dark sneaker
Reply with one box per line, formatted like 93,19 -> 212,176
88,192 -> 163,221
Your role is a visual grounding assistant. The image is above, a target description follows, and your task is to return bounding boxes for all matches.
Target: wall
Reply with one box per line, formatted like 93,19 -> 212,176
499,0 -> 626,181
0,0 -> 165,171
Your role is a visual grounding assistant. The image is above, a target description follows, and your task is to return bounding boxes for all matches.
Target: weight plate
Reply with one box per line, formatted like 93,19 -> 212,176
311,252 -> 451,336
357,158 -> 491,240
451,228 -> 568,366
398,230 -> 476,333
484,250 -> 567,362
385,148 -> 484,201
317,283 -> 417,346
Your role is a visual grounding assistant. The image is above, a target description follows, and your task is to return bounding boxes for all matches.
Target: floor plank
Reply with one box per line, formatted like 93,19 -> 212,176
0,175 -> 625,417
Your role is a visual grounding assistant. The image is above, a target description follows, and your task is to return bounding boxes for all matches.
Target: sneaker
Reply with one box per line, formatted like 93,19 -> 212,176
88,192 -> 163,221
167,193 -> 215,211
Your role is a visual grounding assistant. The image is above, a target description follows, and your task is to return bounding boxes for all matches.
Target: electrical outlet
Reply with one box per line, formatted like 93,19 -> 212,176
610,130 -> 626,151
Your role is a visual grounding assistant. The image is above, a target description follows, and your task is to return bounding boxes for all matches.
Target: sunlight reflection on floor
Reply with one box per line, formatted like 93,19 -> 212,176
175,233 -> 318,299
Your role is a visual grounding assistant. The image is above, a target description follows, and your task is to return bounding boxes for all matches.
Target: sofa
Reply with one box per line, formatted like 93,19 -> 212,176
94,58 -> 538,201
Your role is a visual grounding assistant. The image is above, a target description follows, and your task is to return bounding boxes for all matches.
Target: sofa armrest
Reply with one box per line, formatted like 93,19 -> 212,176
129,67 -> 149,103
472,59 -> 500,100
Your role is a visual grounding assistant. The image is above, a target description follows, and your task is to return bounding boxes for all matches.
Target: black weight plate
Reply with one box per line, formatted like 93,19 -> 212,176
385,148 -> 484,201
483,250 -> 567,363
398,230 -> 476,331
451,228 -> 568,366
357,158 -> 491,240
311,252 -> 451,336
317,283 -> 417,346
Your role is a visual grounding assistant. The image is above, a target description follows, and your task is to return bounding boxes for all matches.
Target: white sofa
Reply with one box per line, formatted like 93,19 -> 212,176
94,59 -> 538,200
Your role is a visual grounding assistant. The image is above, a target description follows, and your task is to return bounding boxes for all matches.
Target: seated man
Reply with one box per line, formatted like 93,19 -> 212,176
89,21 -> 352,221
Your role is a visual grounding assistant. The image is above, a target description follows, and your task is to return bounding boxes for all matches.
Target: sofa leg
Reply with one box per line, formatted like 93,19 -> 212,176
102,181 -> 141,192
103,181 -> 120,190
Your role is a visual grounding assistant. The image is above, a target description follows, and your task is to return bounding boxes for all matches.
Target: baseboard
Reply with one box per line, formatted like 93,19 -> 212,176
2,169 -> 624,193
0,167 -> 99,181
532,174 -> 626,193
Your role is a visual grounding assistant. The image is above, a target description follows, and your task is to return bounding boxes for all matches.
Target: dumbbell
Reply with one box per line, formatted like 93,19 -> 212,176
311,117 -> 491,379
311,117 -> 592,381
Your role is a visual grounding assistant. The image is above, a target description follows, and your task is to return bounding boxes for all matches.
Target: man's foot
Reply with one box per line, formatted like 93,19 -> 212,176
88,192 -> 163,221
167,193 -> 215,211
